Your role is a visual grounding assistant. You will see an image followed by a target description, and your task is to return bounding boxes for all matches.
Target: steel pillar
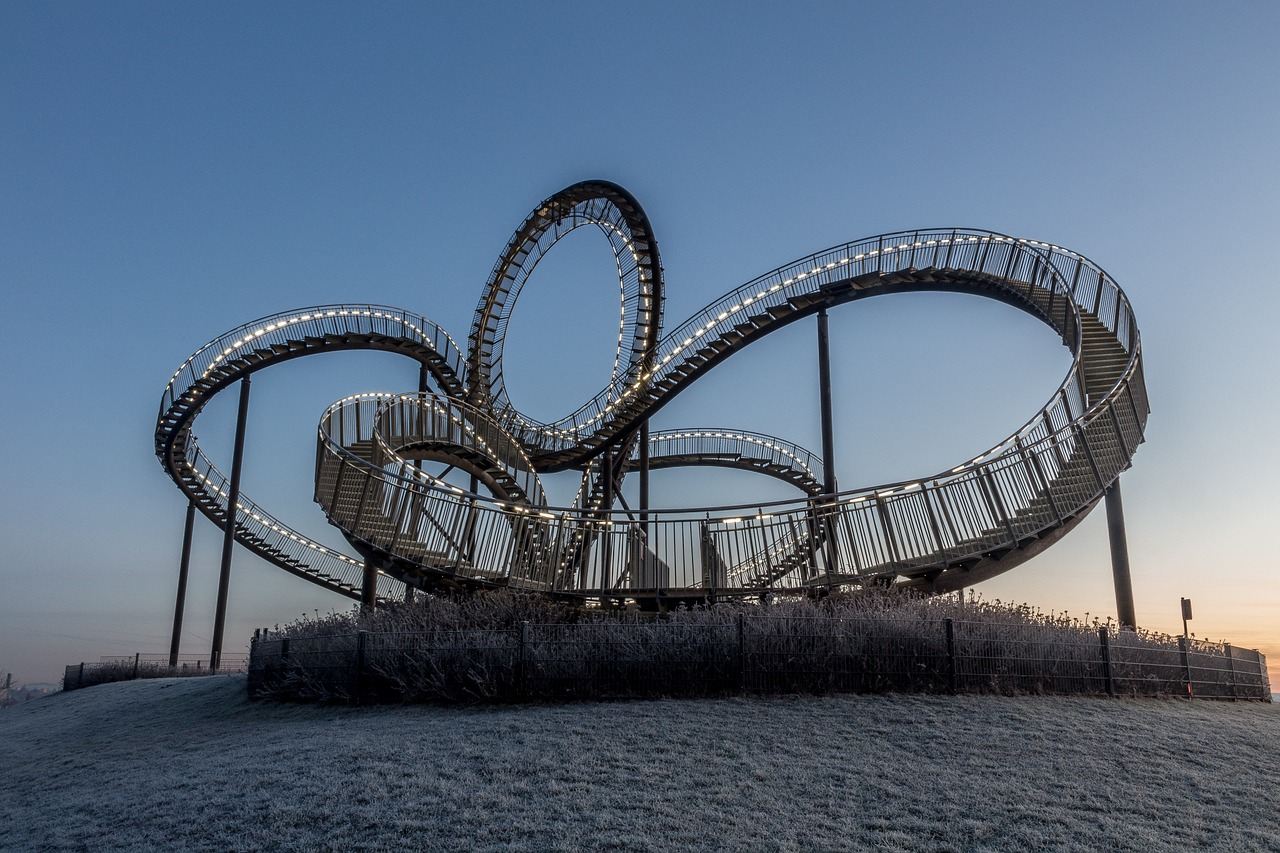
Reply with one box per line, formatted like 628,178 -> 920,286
600,450 -> 615,602
816,308 -> 840,580
361,555 -> 379,611
210,376 -> 251,671
639,419 -> 650,528
816,308 -> 837,498
1105,477 -> 1137,630
168,501 -> 196,667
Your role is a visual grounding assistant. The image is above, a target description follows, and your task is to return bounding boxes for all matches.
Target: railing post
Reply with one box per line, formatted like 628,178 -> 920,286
1223,643 -> 1236,700
1099,627 -> 1115,697
737,612 -> 747,694
1178,636 -> 1193,699
132,653 -> 140,680
945,618 -> 957,695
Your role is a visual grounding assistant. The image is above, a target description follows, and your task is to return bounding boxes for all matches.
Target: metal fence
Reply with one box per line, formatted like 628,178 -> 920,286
247,617 -> 1271,704
63,653 -> 249,691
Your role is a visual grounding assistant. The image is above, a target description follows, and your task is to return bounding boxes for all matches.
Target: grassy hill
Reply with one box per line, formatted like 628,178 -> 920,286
2,677 -> 1277,851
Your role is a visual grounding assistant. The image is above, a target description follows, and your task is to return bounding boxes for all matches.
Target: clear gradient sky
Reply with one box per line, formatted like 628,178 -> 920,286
2,2 -> 1277,687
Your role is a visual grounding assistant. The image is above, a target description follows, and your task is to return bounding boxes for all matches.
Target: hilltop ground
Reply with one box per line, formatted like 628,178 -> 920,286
1,677 -> 1277,852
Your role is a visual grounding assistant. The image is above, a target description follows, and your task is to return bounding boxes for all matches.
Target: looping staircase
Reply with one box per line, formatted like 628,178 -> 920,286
156,184 -> 1147,605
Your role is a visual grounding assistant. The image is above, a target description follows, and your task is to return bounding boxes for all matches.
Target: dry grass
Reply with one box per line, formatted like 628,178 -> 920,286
2,676 -> 1278,852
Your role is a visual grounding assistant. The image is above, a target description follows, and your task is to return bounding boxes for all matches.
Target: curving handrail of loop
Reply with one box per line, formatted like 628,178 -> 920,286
368,394 -> 548,507
469,180 -> 663,428
157,182 -> 1147,604
637,429 -> 824,495
494,229 -> 1139,470
158,304 -> 468,436
154,307 -> 468,602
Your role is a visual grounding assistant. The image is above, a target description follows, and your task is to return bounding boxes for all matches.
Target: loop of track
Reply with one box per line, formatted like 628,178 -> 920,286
156,185 -> 1147,603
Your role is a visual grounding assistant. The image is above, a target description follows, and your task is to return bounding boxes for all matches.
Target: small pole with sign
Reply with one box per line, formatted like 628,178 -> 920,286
1179,598 -> 1194,698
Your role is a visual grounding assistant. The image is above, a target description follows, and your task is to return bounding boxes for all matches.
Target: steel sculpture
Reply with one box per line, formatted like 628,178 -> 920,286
156,181 -> 1148,667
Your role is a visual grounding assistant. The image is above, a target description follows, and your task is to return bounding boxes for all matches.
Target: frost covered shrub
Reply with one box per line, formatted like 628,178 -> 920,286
249,589 -> 1260,704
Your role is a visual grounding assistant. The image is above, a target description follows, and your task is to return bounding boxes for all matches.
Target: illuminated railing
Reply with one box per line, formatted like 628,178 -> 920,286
314,365 -> 1144,597
489,229 -> 1140,471
156,185 -> 1146,603
155,306 -> 466,600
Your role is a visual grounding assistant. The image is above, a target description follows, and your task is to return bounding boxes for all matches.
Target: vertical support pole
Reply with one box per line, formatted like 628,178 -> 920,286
600,450 -> 614,604
816,308 -> 838,499
210,376 -> 251,671
169,501 -> 196,667
737,611 -> 747,694
1099,627 -> 1115,697
1178,636 -> 1194,699
467,473 -> 479,562
132,652 -> 140,679
816,307 -> 841,580
1104,478 -> 1137,630
361,555 -> 379,611
1224,643 -> 1236,700
639,419 -> 650,528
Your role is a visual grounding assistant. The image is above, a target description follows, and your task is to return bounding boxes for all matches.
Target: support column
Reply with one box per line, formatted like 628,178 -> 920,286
168,501 -> 197,667
816,308 -> 840,581
816,308 -> 837,498
600,450 -> 615,602
467,473 -> 479,562
210,376 -> 252,671
639,420 -> 650,528
405,363 -> 428,606
1105,478 -> 1137,630
361,554 -> 379,612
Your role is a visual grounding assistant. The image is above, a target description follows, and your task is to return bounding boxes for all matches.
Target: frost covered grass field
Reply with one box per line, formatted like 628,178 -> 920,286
2,676 -> 1278,852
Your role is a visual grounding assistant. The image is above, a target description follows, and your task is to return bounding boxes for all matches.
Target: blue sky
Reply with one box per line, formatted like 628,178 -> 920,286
2,2 -> 1278,685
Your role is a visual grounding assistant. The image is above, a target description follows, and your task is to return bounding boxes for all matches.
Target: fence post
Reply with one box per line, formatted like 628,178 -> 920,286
737,612 -> 747,694
1223,644 -> 1236,700
945,618 -> 957,695
1178,636 -> 1193,699
518,621 -> 529,700
132,652 -> 140,680
1099,627 -> 1115,697
79,662 -> 85,688
355,630 -> 368,705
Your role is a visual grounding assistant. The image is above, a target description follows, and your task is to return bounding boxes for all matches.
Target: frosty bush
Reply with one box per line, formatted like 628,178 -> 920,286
247,589 -> 1265,705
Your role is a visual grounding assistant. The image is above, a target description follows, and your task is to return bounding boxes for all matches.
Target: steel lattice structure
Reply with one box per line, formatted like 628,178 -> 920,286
156,180 -> 1148,631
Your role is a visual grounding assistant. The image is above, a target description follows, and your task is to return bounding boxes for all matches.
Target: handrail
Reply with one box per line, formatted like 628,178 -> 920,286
157,184 -> 1147,603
